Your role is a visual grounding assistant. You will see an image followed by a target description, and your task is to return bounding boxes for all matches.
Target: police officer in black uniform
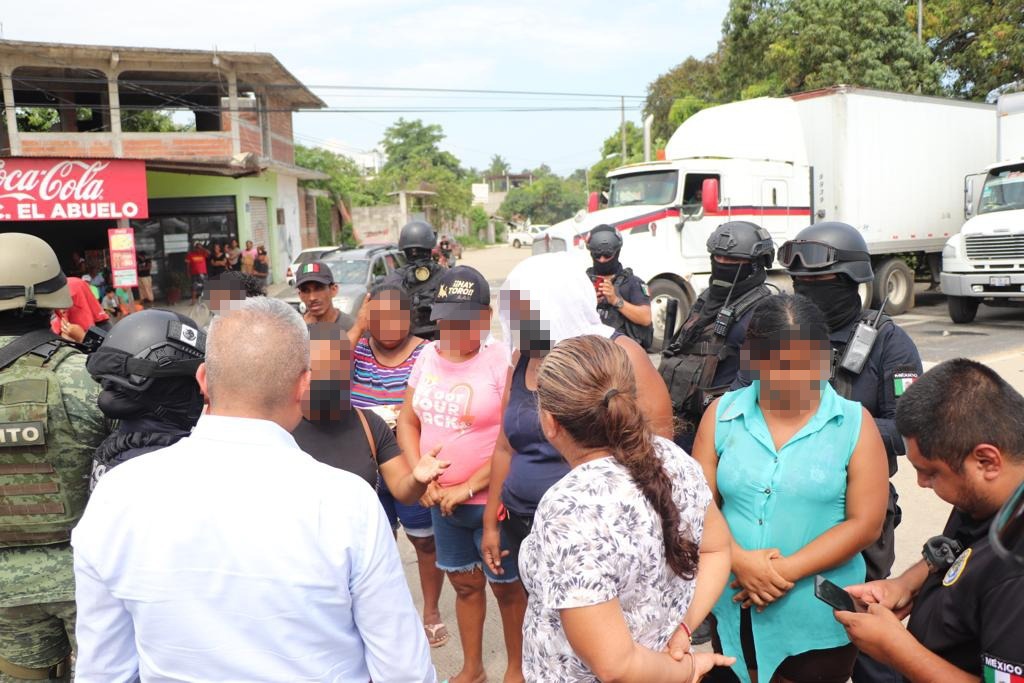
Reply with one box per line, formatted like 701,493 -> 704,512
774,222 -> 923,683
585,224 -> 653,349
86,308 -> 206,490
660,220 -> 775,453
383,220 -> 447,341
834,359 -> 1024,682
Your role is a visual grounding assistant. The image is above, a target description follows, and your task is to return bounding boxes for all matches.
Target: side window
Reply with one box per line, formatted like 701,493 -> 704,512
681,173 -> 720,217
371,257 -> 388,279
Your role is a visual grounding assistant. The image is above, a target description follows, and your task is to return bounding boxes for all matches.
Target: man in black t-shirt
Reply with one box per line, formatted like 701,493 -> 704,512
293,320 -> 447,497
834,359 -> 1024,682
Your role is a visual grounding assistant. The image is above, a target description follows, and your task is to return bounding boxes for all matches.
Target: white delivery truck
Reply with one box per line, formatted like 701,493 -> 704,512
536,86 -> 994,350
940,91 -> 1024,323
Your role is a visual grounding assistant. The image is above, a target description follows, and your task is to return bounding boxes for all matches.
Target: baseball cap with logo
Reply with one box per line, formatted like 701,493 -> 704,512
295,261 -> 334,287
430,266 -> 490,321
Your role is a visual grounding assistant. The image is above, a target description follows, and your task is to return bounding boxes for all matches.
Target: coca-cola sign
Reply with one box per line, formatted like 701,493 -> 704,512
0,158 -> 148,221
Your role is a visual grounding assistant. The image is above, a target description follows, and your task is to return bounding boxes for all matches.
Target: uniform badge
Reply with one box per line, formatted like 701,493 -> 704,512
893,370 -> 918,397
640,282 -> 650,297
415,266 -> 431,282
942,547 -> 972,587
982,653 -> 1024,682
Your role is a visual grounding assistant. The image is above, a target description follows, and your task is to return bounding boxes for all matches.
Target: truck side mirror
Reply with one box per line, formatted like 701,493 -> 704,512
588,191 -> 601,213
702,178 -> 720,214
964,177 -> 974,218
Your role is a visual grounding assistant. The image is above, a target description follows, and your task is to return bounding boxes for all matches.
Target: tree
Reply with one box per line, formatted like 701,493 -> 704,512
918,0 -> 1024,100
644,55 -> 723,141
294,144 -> 380,208
586,122 -> 646,193
499,175 -> 584,225
380,118 -> 462,180
121,110 -> 194,133
668,95 -> 713,129
487,154 -> 511,177
719,0 -> 941,99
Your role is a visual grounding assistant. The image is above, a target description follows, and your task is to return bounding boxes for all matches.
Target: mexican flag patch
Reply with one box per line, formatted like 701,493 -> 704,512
893,371 -> 918,397
983,654 -> 1024,683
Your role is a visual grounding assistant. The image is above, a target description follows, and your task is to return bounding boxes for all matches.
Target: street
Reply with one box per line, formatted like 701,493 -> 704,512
398,245 -> 1024,680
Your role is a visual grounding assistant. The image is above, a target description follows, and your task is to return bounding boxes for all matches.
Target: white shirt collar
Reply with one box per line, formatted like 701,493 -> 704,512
189,413 -> 303,452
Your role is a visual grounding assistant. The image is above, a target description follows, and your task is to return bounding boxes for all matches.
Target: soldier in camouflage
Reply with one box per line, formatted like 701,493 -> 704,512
0,234 -> 107,681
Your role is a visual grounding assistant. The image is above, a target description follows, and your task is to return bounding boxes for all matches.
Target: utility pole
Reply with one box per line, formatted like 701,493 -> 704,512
918,0 -> 923,42
620,96 -> 627,162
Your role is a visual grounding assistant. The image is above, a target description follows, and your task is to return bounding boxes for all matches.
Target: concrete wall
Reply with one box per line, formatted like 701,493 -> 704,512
351,204 -> 404,244
275,173 -> 303,274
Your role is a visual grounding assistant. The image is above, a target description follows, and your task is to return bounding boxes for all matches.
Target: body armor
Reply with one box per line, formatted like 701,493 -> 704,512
589,267 -> 654,350
0,340 -> 92,548
399,260 -> 447,340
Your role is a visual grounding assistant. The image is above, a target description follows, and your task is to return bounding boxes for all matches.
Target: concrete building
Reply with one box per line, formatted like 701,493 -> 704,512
0,38 -> 327,298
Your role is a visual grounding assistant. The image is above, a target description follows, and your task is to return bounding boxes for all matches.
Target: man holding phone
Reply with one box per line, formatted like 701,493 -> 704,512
833,359 -> 1024,683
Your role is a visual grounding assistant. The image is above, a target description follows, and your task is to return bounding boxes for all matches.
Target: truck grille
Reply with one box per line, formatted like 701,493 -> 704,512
964,234 -> 1024,260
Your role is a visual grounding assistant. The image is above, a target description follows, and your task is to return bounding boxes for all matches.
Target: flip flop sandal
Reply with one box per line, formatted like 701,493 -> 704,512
425,622 -> 450,648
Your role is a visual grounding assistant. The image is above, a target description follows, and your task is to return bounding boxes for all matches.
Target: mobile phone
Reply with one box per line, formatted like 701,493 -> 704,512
813,575 -> 863,612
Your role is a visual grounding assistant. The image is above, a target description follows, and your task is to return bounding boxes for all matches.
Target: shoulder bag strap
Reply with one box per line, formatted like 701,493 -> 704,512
355,409 -> 378,463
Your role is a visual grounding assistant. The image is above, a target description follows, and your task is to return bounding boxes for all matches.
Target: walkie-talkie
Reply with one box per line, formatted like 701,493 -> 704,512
839,297 -> 888,375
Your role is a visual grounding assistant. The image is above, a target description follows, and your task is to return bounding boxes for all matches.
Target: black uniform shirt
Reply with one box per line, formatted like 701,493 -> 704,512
382,262 -> 446,341
587,265 -> 650,335
907,508 -> 1024,679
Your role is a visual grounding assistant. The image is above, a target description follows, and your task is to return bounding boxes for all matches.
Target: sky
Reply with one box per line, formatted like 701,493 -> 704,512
0,0 -> 729,175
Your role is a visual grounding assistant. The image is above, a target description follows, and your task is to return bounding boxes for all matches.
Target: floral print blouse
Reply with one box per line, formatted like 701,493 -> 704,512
519,436 -> 712,681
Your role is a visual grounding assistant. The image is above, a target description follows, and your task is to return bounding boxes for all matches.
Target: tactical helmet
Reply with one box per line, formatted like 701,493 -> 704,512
399,220 -> 437,251
706,221 -> 775,269
779,222 -> 874,284
0,233 -> 72,312
586,224 -> 623,257
86,309 -> 206,392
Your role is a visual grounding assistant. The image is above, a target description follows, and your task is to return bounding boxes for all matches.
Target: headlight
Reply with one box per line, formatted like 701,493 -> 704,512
942,242 -> 958,259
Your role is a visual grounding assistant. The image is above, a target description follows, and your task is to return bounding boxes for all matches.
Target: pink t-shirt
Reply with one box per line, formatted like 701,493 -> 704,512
408,341 -> 509,505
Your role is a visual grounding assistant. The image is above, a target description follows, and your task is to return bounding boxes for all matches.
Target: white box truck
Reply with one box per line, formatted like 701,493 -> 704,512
535,86 -> 994,349
940,91 -> 1024,323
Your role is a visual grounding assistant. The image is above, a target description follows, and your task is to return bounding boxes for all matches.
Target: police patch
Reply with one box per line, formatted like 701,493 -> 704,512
982,653 -> 1024,683
415,266 -> 431,282
0,421 -> 46,447
942,547 -> 972,587
893,370 -> 918,397
178,324 -> 199,348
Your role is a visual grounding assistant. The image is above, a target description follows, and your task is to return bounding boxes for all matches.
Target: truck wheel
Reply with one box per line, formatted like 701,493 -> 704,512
947,296 -> 979,324
872,258 -> 915,315
648,278 -> 692,354
513,239 -> 521,249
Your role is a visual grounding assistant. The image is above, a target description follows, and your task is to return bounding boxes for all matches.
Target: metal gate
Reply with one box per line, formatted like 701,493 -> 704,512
250,197 -> 269,248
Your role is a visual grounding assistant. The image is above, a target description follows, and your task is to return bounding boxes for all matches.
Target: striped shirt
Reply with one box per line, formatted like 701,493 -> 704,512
352,338 -> 426,409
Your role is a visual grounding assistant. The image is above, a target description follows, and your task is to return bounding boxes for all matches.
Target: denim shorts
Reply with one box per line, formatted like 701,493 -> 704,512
377,479 -> 433,538
430,504 -> 519,583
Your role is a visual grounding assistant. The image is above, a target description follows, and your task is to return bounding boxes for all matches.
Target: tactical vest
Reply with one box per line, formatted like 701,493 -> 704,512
591,268 -> 655,350
659,284 -> 772,429
402,262 -> 445,340
0,339 -> 92,548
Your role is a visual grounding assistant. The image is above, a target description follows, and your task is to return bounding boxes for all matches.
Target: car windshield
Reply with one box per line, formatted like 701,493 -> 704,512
607,171 -> 678,208
321,256 -> 370,285
979,165 -> 1024,214
295,250 -> 328,265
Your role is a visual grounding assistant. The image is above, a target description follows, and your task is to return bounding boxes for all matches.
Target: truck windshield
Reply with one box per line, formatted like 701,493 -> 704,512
607,171 -> 678,208
979,165 -> 1024,214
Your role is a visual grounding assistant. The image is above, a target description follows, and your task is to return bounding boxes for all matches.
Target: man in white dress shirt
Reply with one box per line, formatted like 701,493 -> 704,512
72,296 -> 436,682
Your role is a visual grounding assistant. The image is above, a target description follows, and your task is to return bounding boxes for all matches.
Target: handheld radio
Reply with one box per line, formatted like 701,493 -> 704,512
838,297 -> 888,375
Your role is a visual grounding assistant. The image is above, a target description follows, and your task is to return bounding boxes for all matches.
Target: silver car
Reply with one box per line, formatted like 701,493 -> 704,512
281,245 -> 406,318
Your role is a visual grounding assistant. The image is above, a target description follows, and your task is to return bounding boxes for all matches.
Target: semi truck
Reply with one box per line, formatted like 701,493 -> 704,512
535,86 -> 995,350
940,91 -> 1024,323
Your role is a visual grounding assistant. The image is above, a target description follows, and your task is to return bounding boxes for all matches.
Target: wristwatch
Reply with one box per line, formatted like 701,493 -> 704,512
613,299 -> 625,310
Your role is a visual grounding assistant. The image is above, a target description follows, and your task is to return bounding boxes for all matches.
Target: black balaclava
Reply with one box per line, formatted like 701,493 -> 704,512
793,277 -> 863,331
98,377 -> 204,430
591,252 -> 621,276
709,260 -> 754,290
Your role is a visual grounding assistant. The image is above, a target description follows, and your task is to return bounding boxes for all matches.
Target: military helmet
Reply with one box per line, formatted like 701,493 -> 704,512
706,221 -> 775,269
586,224 -> 623,257
398,220 -> 437,251
86,309 -> 206,392
0,233 -> 72,312
779,222 -> 873,283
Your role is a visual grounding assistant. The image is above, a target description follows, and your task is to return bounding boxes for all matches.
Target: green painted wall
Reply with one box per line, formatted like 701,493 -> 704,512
145,170 -> 281,280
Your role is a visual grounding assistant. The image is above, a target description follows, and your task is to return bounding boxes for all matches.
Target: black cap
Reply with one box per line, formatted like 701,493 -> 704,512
430,266 -> 490,321
295,260 -> 334,287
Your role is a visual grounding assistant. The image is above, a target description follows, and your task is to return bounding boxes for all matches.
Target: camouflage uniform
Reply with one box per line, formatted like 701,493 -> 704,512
0,336 -> 105,681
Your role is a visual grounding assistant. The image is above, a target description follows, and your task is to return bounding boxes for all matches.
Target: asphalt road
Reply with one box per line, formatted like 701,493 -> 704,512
394,246 -> 1024,681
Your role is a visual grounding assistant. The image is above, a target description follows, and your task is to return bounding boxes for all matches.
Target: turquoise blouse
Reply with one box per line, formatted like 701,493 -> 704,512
712,381 -> 865,682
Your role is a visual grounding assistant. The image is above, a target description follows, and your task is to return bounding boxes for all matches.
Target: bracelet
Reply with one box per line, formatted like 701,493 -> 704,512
679,621 -> 692,640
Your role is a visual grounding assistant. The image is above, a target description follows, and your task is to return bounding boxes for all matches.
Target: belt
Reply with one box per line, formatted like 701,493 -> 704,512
0,654 -> 68,680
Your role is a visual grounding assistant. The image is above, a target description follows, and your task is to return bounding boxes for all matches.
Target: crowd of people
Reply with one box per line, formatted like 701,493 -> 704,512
0,221 -> 1022,683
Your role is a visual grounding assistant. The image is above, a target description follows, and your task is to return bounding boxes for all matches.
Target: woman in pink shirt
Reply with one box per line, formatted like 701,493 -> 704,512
397,266 -> 526,683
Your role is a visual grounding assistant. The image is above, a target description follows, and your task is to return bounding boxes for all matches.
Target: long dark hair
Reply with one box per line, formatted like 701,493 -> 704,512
744,293 -> 830,362
536,335 -> 700,579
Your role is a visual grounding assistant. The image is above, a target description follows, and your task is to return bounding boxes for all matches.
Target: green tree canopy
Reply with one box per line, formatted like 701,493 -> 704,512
294,144 -> 381,209
720,0 -> 941,99
487,154 -> 511,177
380,118 -> 463,181
498,175 -> 584,225
585,121 -> 646,193
644,55 -> 723,142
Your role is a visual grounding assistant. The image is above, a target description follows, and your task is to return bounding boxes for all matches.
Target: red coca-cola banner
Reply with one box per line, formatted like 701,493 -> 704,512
0,158 -> 148,222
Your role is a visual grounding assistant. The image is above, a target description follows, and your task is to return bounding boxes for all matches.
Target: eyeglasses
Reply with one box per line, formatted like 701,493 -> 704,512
777,240 -> 869,269
590,250 -> 617,259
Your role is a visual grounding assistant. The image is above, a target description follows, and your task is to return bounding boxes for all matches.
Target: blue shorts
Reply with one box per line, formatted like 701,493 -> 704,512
377,479 -> 433,538
430,503 -> 519,583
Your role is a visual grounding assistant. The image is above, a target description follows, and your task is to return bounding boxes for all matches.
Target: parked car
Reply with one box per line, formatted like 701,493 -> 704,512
286,246 -> 340,286
281,245 -> 406,318
508,225 -> 548,249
